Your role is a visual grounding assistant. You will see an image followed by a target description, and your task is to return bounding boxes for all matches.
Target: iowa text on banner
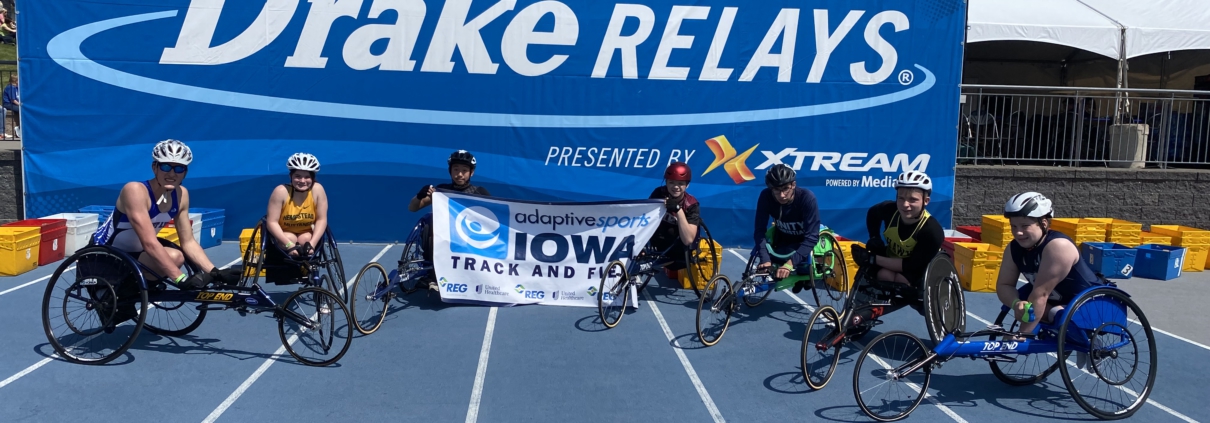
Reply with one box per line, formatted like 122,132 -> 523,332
432,191 -> 664,307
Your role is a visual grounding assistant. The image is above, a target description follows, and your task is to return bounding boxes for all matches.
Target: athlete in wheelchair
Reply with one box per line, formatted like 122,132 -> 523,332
597,162 -> 718,328
800,171 -> 966,390
850,192 -> 1156,421
237,153 -> 346,302
41,141 -> 351,366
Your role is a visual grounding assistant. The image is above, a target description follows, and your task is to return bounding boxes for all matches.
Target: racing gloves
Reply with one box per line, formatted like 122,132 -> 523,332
665,197 -> 681,213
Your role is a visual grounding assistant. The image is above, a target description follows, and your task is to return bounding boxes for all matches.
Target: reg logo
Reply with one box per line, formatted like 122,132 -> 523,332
448,197 -> 510,259
440,277 -> 467,293
515,284 -> 545,300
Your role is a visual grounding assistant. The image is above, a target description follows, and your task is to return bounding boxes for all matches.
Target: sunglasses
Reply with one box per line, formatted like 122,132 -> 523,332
157,163 -> 188,173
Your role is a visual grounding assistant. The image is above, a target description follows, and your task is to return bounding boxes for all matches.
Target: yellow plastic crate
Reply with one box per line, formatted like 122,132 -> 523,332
1140,231 -> 1172,246
1180,244 -> 1208,272
981,215 -> 1008,231
0,227 -> 42,276
1087,218 -> 1142,246
830,240 -> 864,292
1148,225 -> 1210,246
1052,218 -> 1108,242
956,259 -> 1000,293
158,227 -> 180,246
981,228 -> 1013,248
954,242 -> 1004,262
239,228 -> 266,277
678,238 -> 722,290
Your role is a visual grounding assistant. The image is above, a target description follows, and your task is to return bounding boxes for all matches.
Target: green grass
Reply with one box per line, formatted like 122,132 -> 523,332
0,43 -> 16,72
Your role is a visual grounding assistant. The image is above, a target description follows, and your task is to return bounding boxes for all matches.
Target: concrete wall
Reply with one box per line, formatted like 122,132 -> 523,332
0,149 -> 21,224
953,165 -> 1210,230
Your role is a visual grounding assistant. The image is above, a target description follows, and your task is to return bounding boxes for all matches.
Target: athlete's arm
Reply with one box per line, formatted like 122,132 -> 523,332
408,184 -> 435,212
676,203 -> 700,246
866,202 -> 888,241
265,185 -> 292,247
309,183 -> 329,246
1018,238 -> 1079,333
120,182 -> 184,279
753,191 -> 772,265
789,190 -> 821,266
995,247 -> 1023,309
174,187 -> 217,271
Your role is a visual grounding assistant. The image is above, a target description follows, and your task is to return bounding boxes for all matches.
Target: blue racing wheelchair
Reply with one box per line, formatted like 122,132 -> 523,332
851,283 -> 1157,421
349,213 -> 436,335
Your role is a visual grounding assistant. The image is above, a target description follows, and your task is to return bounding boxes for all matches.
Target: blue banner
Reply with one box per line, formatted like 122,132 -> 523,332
20,0 -> 965,246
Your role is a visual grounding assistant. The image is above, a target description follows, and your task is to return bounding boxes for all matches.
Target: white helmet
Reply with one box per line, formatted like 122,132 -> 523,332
1005,192 -> 1053,218
893,171 -> 932,191
287,153 -> 320,172
152,139 -> 193,165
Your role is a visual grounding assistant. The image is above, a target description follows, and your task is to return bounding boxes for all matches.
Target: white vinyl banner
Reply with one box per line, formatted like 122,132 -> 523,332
432,191 -> 664,307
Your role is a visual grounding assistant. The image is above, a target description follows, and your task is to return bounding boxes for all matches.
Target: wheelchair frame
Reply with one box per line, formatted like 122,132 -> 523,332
595,221 -> 719,329
349,213 -> 434,335
238,217 -> 348,303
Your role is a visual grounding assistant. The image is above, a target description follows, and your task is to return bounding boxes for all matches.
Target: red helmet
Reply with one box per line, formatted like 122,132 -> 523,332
664,162 -> 692,182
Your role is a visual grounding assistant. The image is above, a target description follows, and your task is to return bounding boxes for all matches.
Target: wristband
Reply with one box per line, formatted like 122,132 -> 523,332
1014,300 -> 1034,323
286,241 -> 294,248
174,274 -> 187,284
781,261 -> 794,270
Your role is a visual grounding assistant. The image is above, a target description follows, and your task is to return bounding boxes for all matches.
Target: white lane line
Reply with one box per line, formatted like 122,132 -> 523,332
642,288 -> 725,423
465,307 -> 499,423
202,245 -> 392,423
0,268 -> 71,297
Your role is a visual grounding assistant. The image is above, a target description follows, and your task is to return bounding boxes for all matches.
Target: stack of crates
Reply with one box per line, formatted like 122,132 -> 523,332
941,230 -> 975,257
953,242 -> 1003,292
2,219 -> 68,265
980,215 -> 1012,248
166,212 -> 203,245
1140,231 -> 1172,246
0,226 -> 41,276
1147,225 -> 1210,272
158,227 -> 181,245
835,240 -> 864,290
1051,218 -> 1107,248
1088,218 -> 1143,247
1133,244 -> 1186,280
42,213 -> 99,256
678,237 -> 722,290
190,208 -> 226,249
78,205 -> 115,226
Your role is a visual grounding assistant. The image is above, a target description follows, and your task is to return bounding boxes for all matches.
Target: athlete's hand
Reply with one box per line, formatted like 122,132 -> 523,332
665,197 -> 681,213
851,245 -> 876,267
416,185 -> 433,200
775,266 -> 791,279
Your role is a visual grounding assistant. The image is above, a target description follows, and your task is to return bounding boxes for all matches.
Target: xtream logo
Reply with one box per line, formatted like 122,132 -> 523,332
449,198 -> 510,259
49,0 -> 939,128
700,136 -> 931,184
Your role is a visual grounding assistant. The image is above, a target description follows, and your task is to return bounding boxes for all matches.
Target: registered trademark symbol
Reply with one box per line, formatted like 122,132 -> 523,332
898,70 -> 914,85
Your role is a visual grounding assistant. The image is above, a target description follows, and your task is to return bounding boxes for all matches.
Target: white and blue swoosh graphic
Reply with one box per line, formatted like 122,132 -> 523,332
48,10 -> 937,128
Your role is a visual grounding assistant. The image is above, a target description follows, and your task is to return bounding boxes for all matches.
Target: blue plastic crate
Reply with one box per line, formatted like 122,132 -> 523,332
78,205 -> 115,227
1132,244 -> 1186,281
190,208 -> 226,249
1080,242 -> 1137,279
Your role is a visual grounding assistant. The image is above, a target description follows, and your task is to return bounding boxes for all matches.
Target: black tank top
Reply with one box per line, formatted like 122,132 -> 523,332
1009,231 -> 1101,287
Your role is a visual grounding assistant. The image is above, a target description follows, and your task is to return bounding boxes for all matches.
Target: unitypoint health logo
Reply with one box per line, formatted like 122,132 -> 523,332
449,197 -> 509,259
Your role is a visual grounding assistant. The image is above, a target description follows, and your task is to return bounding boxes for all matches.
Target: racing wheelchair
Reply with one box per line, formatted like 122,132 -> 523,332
596,221 -> 718,329
799,245 -> 966,390
349,213 -> 436,335
693,226 -> 850,347
238,217 -> 349,304
851,283 -> 1156,421
41,236 -> 353,367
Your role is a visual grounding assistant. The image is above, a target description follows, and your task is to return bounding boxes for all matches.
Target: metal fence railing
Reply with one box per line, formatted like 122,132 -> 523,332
958,85 -> 1210,168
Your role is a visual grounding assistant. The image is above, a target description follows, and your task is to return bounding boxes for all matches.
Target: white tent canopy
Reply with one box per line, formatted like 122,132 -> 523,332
968,0 -> 1122,59
969,0 -> 1210,60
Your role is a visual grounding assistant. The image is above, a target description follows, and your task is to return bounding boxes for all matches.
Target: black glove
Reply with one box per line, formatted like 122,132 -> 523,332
665,197 -> 681,213
851,244 -> 877,267
416,184 -> 432,200
865,237 -> 886,256
181,271 -> 214,289
299,242 -> 314,257
210,267 -> 242,284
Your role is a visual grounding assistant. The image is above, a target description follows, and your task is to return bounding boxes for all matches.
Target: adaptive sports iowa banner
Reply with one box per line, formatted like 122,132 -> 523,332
432,191 -> 661,307
21,0 -> 965,245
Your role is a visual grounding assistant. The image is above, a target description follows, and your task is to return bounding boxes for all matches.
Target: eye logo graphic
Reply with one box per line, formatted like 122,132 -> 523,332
448,198 -> 509,259
701,135 -> 760,184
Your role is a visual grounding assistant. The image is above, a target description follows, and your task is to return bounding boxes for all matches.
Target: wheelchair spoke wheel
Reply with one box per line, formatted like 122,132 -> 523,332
741,254 -> 772,307
351,262 -> 391,335
597,261 -> 630,328
278,286 -> 353,367
143,240 -> 207,337
923,254 -> 966,343
695,274 -> 734,346
690,222 -> 719,297
1057,288 -> 1156,420
801,305 -> 842,390
320,233 -> 348,303
854,331 -> 931,422
42,247 -> 149,365
812,233 -> 849,315
396,235 -> 427,295
990,308 -> 1063,386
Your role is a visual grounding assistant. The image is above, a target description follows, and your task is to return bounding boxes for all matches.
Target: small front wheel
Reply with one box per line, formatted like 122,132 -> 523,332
801,305 -> 842,390
351,262 -> 390,335
278,286 -> 353,366
853,331 -> 931,422
598,261 -> 630,328
695,274 -> 734,346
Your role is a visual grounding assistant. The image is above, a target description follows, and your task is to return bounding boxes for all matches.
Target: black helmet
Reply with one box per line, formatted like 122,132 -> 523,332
448,150 -> 477,170
764,164 -> 796,189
